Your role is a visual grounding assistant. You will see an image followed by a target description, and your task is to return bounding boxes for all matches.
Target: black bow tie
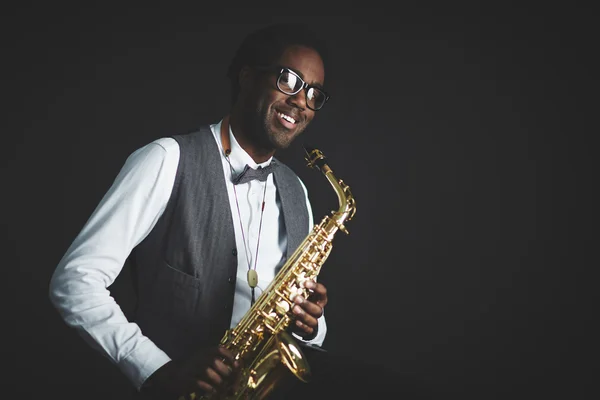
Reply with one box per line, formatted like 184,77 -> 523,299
232,161 -> 278,185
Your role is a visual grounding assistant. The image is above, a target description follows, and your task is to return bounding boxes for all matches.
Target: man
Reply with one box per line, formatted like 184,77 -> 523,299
49,23 -> 332,399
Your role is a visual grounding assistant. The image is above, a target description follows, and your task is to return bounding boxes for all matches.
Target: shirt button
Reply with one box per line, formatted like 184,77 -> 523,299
232,248 -> 237,256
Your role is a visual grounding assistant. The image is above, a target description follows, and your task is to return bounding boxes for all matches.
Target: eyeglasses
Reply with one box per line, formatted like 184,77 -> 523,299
256,66 -> 330,111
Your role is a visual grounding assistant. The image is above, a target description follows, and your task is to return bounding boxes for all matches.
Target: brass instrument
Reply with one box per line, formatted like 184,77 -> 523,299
183,146 -> 356,400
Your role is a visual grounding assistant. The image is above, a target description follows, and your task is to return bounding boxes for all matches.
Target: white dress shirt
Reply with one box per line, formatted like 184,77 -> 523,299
49,119 -> 327,390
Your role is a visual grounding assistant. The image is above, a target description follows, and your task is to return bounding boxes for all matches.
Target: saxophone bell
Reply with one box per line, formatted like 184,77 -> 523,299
241,331 -> 311,399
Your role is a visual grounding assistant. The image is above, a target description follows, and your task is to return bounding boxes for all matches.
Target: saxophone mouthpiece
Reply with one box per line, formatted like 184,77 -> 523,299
303,144 -> 328,172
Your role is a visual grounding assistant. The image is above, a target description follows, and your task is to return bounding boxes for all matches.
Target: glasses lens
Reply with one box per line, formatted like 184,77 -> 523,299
278,70 -> 302,94
306,87 -> 327,110
277,69 -> 327,110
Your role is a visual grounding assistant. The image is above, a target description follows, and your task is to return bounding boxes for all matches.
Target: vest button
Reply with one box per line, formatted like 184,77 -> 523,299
228,276 -> 234,283
232,248 -> 237,256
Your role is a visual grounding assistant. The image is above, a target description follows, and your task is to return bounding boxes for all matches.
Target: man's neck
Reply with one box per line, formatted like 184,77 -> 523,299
228,114 -> 275,164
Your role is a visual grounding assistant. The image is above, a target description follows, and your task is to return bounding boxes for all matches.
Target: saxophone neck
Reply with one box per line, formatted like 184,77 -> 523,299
304,146 -> 356,233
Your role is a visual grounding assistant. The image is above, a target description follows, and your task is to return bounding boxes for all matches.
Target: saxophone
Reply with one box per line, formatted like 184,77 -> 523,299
182,146 -> 356,400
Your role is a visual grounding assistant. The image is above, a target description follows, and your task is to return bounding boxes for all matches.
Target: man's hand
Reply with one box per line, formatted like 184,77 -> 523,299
142,345 -> 242,398
290,280 -> 328,340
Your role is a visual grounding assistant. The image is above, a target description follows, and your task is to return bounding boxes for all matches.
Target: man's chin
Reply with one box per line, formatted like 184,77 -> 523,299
266,118 -> 305,150
271,132 -> 299,150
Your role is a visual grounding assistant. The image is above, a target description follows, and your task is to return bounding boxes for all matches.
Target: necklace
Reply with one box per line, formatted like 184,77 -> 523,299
220,116 -> 267,306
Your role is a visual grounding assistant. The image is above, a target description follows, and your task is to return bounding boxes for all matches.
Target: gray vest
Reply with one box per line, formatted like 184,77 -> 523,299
129,126 -> 310,360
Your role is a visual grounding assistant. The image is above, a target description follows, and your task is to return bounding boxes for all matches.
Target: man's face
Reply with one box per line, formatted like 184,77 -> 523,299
243,45 -> 326,151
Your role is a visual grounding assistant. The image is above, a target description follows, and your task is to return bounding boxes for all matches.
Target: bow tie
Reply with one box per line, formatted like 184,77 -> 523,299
232,161 -> 278,185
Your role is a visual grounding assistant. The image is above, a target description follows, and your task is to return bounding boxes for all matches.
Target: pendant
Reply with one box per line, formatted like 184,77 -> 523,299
247,269 -> 258,288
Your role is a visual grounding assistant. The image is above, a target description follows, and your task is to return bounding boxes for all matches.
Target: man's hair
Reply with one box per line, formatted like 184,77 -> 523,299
226,23 -> 329,104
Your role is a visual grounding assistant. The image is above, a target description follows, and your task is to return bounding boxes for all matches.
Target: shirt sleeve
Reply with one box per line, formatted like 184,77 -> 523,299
291,177 -> 328,347
48,138 -> 180,390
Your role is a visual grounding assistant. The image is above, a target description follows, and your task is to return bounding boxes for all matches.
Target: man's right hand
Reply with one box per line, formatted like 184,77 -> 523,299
141,345 -> 242,398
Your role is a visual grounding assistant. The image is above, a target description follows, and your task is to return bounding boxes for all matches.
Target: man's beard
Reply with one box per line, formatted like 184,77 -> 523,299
246,105 -> 297,151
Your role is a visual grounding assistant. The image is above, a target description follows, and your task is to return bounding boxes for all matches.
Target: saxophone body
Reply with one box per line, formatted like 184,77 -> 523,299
185,146 -> 356,400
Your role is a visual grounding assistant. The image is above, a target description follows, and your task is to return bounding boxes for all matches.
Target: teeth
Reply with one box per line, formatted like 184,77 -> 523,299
278,112 -> 296,124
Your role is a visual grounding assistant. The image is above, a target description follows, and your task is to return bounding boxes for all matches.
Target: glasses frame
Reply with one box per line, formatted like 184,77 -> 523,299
255,65 -> 330,111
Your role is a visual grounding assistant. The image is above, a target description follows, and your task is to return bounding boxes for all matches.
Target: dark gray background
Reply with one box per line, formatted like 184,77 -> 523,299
3,3 -> 595,400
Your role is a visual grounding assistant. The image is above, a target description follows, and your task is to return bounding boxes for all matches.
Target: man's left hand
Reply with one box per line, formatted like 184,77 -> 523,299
290,280 -> 327,339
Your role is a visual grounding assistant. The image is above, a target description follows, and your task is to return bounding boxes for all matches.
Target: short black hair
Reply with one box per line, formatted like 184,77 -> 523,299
226,23 -> 329,104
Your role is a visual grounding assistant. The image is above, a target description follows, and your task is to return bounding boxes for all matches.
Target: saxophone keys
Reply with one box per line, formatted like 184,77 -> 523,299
275,301 -> 290,315
289,286 -> 304,302
296,273 -> 308,287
